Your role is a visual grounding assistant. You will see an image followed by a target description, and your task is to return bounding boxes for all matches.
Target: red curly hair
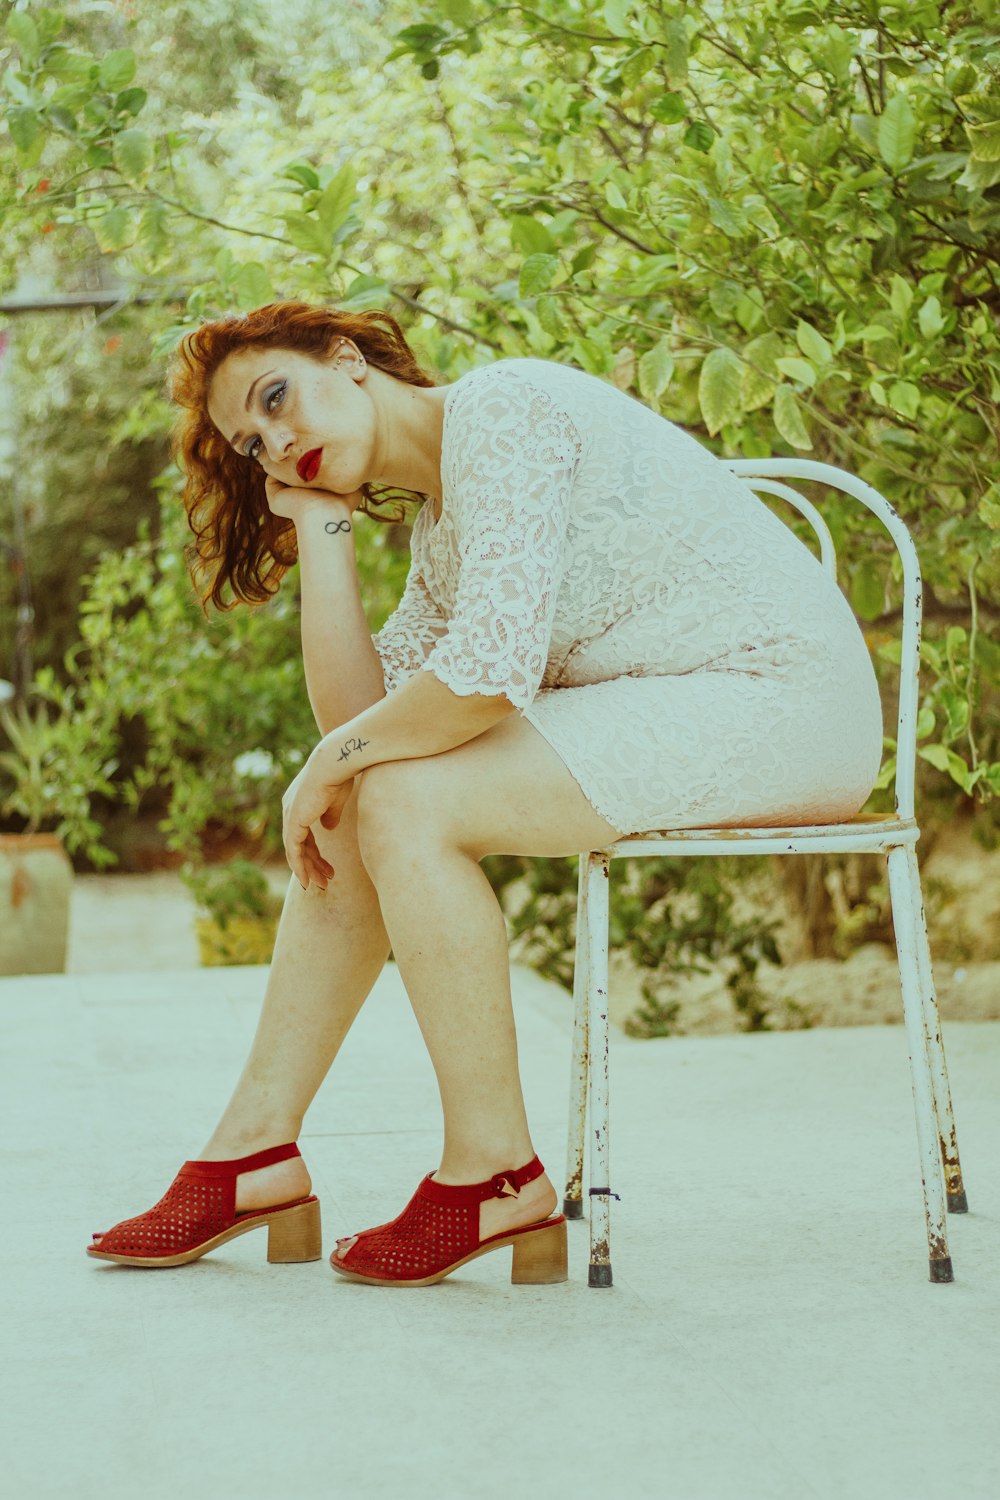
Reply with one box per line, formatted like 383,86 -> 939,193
167,301 -> 440,610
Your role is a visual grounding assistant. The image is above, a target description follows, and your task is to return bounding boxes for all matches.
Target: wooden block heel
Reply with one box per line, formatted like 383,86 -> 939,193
267,1198 -> 322,1263
511,1218 -> 568,1284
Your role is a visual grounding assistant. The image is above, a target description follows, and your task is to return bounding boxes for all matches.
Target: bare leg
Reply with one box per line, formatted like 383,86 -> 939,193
199,778 -> 391,1210
333,717 -> 622,1259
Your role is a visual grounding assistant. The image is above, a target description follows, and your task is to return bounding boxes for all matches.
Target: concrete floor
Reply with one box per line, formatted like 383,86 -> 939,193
2,959 -> 999,1500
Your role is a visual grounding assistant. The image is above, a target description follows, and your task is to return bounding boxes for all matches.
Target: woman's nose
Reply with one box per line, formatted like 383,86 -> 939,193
266,431 -> 294,465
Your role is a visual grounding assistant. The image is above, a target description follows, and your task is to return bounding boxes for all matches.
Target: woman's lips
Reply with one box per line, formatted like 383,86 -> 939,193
296,448 -> 323,482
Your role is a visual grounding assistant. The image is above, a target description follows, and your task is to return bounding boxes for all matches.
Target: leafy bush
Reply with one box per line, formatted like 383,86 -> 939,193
2,0 -> 998,1028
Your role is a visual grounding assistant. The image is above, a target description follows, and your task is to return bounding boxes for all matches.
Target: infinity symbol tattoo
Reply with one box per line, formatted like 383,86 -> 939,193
324,519 -> 352,534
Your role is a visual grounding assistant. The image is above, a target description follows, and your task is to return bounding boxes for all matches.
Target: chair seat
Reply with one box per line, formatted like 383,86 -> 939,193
603,811 -> 919,858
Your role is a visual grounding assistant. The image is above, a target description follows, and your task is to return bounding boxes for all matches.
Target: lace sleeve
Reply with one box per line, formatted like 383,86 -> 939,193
371,559 -> 450,694
421,372 -> 583,711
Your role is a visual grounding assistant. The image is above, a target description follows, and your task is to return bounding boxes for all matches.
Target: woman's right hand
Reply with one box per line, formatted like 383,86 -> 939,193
264,473 -> 366,524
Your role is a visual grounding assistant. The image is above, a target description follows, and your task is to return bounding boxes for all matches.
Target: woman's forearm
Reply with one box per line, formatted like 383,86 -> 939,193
294,501 -> 386,735
316,670 -> 516,782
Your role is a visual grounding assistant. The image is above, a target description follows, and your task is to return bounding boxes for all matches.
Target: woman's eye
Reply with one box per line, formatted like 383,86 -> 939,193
247,437 -> 263,462
245,381 -> 285,463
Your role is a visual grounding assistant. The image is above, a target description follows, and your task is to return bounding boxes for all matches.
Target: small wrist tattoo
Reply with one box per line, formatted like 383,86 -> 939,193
325,519 -> 351,535
337,735 -> 370,764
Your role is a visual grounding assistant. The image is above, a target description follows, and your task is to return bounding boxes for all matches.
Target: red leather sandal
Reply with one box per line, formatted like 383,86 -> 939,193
330,1153 -> 568,1287
86,1141 -> 322,1267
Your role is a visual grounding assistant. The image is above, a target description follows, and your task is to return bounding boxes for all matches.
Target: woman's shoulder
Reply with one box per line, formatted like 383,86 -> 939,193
442,356 -> 598,418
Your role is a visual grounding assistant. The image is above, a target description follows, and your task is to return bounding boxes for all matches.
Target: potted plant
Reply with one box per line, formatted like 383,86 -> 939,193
181,857 -> 286,967
0,692 -> 117,974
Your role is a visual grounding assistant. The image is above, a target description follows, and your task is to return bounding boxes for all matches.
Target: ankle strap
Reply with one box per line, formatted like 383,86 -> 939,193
180,1141 -> 301,1179
419,1154 -> 545,1208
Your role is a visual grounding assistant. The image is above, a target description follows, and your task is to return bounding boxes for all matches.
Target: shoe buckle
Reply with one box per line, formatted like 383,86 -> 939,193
492,1173 -> 520,1198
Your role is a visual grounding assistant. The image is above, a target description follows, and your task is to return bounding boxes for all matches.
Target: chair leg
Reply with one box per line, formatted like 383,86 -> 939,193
900,843 -> 968,1212
886,845 -> 954,1283
563,856 -> 590,1221
585,851 -> 614,1288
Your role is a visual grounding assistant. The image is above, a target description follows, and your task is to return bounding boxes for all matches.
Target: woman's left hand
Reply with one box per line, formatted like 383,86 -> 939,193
282,749 -> 354,892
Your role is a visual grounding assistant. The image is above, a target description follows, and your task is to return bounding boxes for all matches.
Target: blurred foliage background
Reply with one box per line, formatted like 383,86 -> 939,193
1,0 -> 997,1026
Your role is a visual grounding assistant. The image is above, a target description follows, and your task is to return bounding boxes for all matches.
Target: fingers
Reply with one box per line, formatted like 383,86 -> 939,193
284,814 -> 336,892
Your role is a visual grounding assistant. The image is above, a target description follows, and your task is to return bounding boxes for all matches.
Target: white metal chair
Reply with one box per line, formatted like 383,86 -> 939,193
563,459 -> 967,1287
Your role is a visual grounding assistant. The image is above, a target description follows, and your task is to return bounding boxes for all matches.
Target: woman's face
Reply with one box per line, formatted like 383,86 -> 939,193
206,341 -> 377,494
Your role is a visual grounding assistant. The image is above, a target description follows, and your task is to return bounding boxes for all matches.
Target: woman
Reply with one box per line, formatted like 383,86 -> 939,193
86,301 -> 883,1285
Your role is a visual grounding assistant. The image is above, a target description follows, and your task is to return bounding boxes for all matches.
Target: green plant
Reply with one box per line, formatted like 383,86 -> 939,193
0,693 -> 117,865
483,850 -> 790,1035
180,856 -> 283,930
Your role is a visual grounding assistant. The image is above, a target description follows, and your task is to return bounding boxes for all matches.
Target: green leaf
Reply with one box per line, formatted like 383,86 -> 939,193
85,143 -> 113,169
707,196 -> 747,238
283,161 -> 320,191
850,560 -> 885,621
917,295 -> 945,338
92,205 -> 134,253
603,0 -> 633,37
967,120 -> 1000,163
233,262 -> 274,308
99,49 -> 136,91
6,106 -> 40,153
889,274 -> 914,320
440,0 -> 475,23
976,481 -> 1000,531
317,164 -> 356,234
37,9 -> 65,46
282,212 -> 333,257
795,320 -> 832,366
519,253 -> 558,298
773,385 -> 812,450
664,18 -> 688,85
684,121 -> 714,152
650,92 -> 686,125
775,356 -> 816,387
3,62 -> 32,104
917,744 -> 977,793
571,336 -> 611,375
873,755 -> 897,792
536,295 -> 567,340
741,332 -> 782,410
638,339 -> 675,401
116,87 -> 147,117
510,215 -> 554,255
138,202 -> 169,257
887,380 -> 921,418
113,127 -> 153,185
340,273 -> 388,308
939,684 -> 969,740
698,347 -> 743,435
44,47 -> 93,82
878,92 -> 916,172
570,243 -> 598,276
6,11 -> 40,64
605,180 -> 627,211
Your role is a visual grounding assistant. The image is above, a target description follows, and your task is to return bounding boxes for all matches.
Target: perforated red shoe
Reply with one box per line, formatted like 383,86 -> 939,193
330,1154 -> 568,1287
86,1142 -> 322,1268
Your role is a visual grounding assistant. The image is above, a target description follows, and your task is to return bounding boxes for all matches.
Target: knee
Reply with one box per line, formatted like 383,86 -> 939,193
355,760 -> 449,872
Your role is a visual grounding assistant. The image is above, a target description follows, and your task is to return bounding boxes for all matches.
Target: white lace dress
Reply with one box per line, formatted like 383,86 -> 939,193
372,358 -> 884,839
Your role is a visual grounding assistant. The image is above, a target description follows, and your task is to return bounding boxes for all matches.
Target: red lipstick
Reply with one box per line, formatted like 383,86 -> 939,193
297,448 -> 322,482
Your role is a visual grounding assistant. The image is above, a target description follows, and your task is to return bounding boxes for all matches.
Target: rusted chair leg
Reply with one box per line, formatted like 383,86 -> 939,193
886,845 -> 954,1282
585,852 -> 615,1288
901,844 -> 968,1212
563,856 -> 590,1221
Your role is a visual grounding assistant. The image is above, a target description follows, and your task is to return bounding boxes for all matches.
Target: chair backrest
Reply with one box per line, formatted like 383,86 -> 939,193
723,459 -> 922,822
